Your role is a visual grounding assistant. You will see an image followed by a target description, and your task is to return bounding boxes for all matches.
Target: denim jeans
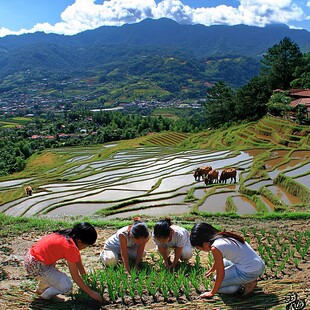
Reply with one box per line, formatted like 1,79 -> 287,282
217,259 -> 265,294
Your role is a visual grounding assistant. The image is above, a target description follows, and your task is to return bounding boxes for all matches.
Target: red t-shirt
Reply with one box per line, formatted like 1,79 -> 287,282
30,233 -> 81,265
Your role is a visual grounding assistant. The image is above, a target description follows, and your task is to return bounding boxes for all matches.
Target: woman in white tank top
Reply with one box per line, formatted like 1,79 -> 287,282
190,222 -> 265,298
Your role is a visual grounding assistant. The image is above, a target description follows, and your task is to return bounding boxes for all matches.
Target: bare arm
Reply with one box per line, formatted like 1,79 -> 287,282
76,257 -> 86,276
170,247 -> 183,268
205,261 -> 216,277
200,246 -> 224,298
134,236 -> 149,268
119,234 -> 130,273
68,261 -> 102,302
157,245 -> 169,268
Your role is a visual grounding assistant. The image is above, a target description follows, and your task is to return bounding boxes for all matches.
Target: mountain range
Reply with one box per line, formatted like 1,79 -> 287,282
0,18 -> 309,92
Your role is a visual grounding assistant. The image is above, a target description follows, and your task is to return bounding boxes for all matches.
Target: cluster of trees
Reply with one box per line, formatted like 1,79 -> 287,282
203,37 -> 309,127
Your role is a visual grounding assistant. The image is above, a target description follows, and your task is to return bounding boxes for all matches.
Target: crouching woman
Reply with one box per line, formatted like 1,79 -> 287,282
100,217 -> 150,273
153,217 -> 193,269
190,222 -> 265,298
24,222 -> 102,301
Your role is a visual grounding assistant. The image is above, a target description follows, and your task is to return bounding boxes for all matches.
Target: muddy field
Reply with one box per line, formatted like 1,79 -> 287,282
0,216 -> 309,310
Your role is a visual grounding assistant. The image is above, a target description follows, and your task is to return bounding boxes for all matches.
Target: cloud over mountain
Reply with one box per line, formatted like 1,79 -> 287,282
0,0 -> 308,37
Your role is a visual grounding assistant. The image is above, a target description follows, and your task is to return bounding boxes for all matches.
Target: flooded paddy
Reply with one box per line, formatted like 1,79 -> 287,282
267,185 -> 302,205
284,163 -> 310,178
1,146 -> 308,218
245,180 -> 273,191
232,196 -> 257,214
104,204 -> 192,220
293,175 -> 310,188
198,192 -> 232,213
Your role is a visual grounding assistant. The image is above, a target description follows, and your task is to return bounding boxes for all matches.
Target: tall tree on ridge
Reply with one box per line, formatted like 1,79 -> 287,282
261,37 -> 303,90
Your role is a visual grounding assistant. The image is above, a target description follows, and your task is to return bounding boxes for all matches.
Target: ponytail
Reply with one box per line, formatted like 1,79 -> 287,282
130,217 -> 149,239
55,222 -> 97,245
190,222 -> 244,247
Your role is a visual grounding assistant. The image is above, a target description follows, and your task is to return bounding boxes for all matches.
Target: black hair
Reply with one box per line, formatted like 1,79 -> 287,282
130,217 -> 149,239
190,222 -> 244,247
154,217 -> 172,239
55,222 -> 97,245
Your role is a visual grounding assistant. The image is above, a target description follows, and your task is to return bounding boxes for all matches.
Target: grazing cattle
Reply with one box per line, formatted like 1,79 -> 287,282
219,168 -> 237,184
194,166 -> 212,181
204,169 -> 219,185
24,186 -> 32,196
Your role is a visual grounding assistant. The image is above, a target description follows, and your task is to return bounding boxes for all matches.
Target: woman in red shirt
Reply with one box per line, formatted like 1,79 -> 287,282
24,222 -> 102,301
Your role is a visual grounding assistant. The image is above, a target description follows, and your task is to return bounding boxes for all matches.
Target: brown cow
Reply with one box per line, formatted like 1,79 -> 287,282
204,169 -> 219,185
219,168 -> 237,184
24,186 -> 32,196
194,166 -> 212,181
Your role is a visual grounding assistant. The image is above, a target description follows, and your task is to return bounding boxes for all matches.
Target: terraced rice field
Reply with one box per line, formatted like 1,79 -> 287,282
0,143 -> 308,218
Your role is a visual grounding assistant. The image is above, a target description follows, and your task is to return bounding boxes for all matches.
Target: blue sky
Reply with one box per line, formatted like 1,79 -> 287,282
0,0 -> 309,37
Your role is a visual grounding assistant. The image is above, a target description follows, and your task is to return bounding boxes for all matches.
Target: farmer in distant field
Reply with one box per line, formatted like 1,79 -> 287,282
100,217 -> 150,273
24,222 -> 102,301
190,222 -> 264,298
153,217 -> 192,269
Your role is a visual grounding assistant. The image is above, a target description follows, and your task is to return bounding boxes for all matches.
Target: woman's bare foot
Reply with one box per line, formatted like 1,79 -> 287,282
244,279 -> 257,295
237,279 -> 257,296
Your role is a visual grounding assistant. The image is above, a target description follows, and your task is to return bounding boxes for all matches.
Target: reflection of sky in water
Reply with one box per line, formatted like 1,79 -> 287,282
267,185 -> 302,205
0,178 -> 33,189
151,175 -> 195,193
6,190 -> 90,217
75,189 -> 146,202
277,159 -> 309,171
119,195 -> 187,211
107,179 -> 157,191
268,161 -> 310,180
42,183 -> 86,192
244,180 -> 272,190
232,196 -> 257,214
47,202 -> 115,217
66,155 -> 93,163
284,163 -> 310,177
194,188 -> 213,199
199,193 -> 231,213
104,204 -> 191,219
293,175 -> 310,188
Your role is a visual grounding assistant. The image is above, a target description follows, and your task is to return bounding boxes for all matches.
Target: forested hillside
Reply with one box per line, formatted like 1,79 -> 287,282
1,18 -> 310,88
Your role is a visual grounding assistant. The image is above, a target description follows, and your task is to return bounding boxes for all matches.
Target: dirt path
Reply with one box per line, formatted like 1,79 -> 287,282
0,217 -> 309,309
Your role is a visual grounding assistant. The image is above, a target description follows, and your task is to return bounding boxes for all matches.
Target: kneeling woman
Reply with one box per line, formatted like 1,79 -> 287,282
153,217 -> 193,269
100,217 -> 149,273
190,222 -> 265,298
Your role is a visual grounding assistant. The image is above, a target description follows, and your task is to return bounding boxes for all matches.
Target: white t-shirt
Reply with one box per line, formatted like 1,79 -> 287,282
104,226 -> 137,253
153,225 -> 191,248
212,237 -> 264,273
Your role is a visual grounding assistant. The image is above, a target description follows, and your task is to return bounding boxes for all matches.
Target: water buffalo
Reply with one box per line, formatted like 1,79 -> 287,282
24,186 -> 32,196
194,166 -> 212,181
219,168 -> 237,184
204,169 -> 219,185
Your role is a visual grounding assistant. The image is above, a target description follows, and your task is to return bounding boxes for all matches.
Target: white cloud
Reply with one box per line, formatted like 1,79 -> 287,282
0,0 -> 307,37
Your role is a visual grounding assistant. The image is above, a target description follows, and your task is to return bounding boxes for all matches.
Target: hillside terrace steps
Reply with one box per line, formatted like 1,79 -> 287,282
147,132 -> 189,146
